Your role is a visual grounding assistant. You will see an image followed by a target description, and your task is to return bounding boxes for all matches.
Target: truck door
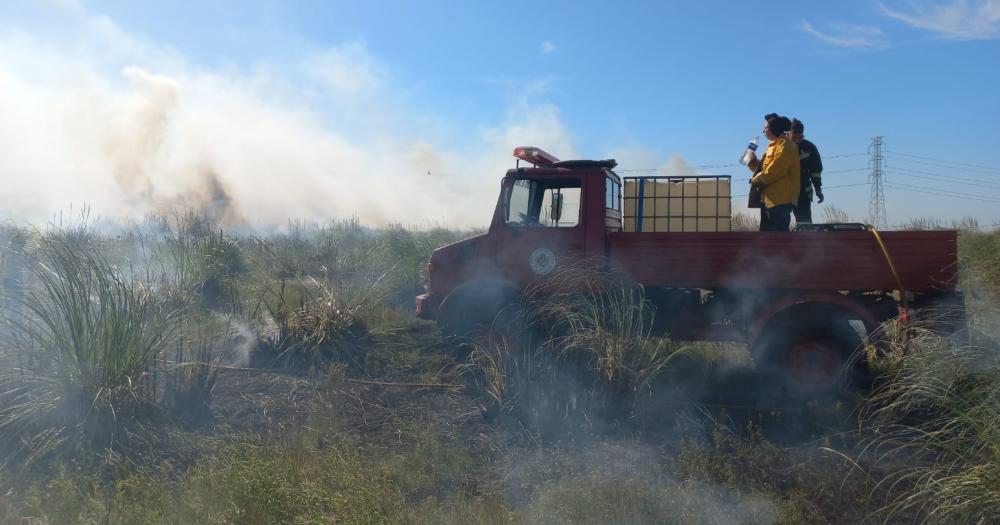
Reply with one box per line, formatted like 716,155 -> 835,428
495,177 -> 587,285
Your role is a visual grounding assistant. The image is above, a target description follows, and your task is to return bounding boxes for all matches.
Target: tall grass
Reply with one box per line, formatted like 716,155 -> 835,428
731,211 -> 759,231
0,234 -> 184,466
535,271 -> 680,394
148,216 -> 246,308
250,273 -> 387,373
162,316 -> 234,426
900,216 -> 980,231
862,322 -> 1000,523
821,205 -> 851,223
465,267 -> 684,427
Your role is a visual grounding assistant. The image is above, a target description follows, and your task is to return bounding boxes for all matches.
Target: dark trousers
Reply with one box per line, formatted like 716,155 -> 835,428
794,192 -> 812,223
760,204 -> 794,231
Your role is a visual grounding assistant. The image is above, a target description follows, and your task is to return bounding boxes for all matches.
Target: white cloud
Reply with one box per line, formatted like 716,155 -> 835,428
800,21 -> 886,48
880,0 -> 1000,39
541,40 -> 557,54
37,0 -> 83,10
0,10 -> 576,228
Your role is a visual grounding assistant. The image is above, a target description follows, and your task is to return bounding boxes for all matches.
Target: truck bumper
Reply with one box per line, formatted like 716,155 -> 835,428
415,293 -> 441,320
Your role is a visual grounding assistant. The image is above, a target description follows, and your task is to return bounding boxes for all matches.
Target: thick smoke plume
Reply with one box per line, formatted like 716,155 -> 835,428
0,12 -> 577,228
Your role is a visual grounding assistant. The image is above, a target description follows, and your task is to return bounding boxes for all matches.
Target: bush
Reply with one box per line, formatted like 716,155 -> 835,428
150,217 -> 246,308
161,316 -> 234,426
0,234 -> 184,466
250,274 -> 384,373
863,330 -> 1000,523
465,267 -> 685,430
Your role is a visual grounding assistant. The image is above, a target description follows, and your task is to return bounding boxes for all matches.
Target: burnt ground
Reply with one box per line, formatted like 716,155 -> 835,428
201,318 -> 916,523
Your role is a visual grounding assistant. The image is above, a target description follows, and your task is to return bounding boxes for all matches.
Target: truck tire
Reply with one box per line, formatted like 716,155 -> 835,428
753,305 -> 869,398
437,280 -> 522,340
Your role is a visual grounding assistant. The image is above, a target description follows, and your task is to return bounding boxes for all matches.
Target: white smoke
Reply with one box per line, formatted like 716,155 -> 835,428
607,147 -> 702,176
656,154 -> 700,176
0,11 -> 577,228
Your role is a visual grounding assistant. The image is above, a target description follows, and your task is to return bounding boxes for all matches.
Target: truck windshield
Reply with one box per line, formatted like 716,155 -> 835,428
505,179 -> 581,228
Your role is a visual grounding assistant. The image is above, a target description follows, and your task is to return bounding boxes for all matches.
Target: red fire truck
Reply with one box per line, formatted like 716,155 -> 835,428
416,147 -> 963,391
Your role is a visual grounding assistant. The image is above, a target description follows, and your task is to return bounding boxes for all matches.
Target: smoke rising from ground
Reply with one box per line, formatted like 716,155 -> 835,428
0,11 -> 582,228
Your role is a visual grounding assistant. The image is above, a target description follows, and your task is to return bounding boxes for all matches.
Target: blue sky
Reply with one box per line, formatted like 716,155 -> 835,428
2,0 -> 999,227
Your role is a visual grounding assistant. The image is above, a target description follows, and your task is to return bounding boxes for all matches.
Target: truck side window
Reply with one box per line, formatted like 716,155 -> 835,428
541,187 -> 580,227
606,176 -> 621,211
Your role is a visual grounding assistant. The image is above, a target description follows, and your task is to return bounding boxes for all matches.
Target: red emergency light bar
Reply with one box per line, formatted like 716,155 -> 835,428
513,146 -> 560,167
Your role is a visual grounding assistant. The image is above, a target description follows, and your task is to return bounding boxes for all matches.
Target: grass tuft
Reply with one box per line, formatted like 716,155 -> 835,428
0,233 -> 184,466
862,321 -> 1000,523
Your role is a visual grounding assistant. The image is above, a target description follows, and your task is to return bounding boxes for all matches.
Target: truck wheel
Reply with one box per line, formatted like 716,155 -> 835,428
437,280 -> 521,340
754,308 -> 868,398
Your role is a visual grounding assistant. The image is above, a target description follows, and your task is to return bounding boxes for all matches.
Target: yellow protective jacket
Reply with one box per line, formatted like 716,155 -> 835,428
752,136 -> 800,208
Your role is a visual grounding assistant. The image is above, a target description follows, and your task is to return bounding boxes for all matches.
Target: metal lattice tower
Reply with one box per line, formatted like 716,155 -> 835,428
868,136 -> 887,228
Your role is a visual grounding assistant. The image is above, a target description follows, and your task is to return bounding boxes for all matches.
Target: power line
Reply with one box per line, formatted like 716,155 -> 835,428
884,150 -> 1000,173
819,182 -> 870,190
886,164 -> 1000,184
620,165 -> 867,175
616,153 -> 868,174
733,182 -> 869,198
884,182 -> 1000,203
884,154 -> 1000,176
824,152 -> 868,159
824,167 -> 869,174
730,167 -> 867,184
884,168 -> 1000,189
693,162 -> 740,169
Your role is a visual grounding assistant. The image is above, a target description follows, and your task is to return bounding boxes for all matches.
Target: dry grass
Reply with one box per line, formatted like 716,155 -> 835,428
0,216 -> 997,524
860,322 -> 1000,523
0,233 -> 184,467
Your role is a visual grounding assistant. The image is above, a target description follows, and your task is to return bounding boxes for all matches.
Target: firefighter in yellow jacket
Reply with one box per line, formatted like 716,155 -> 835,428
747,113 -> 800,231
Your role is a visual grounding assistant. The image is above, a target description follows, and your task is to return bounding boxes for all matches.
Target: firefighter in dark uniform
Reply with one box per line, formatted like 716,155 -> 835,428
791,118 -> 823,224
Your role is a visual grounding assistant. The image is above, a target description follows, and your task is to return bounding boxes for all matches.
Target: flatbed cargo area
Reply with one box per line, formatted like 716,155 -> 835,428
608,229 -> 957,292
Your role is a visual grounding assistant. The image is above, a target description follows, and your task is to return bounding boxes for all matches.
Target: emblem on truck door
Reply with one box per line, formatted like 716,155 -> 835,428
529,247 -> 556,275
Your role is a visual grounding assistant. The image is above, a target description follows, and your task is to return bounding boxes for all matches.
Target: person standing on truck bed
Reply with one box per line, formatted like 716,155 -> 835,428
746,113 -> 800,231
790,118 -> 823,224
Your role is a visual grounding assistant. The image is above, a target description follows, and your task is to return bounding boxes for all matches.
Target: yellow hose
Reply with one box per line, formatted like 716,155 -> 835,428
868,225 -> 909,323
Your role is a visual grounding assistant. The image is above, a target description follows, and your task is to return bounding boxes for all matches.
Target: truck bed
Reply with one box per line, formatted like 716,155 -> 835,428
607,230 -> 958,292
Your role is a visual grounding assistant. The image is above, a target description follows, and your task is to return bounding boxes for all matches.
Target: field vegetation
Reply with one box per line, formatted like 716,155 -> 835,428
0,213 -> 997,524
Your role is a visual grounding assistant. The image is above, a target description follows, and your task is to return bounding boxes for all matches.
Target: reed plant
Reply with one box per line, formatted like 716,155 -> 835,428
535,271 -> 678,393
465,266 -> 684,426
862,321 -> 1000,523
0,234 -> 184,466
251,272 -> 388,373
465,315 -> 548,418
731,211 -> 759,231
150,221 -> 245,308
162,316 -> 234,426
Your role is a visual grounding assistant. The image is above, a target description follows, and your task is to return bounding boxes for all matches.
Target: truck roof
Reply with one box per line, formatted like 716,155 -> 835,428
550,159 -> 617,169
506,159 -> 619,180
511,146 -> 616,171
